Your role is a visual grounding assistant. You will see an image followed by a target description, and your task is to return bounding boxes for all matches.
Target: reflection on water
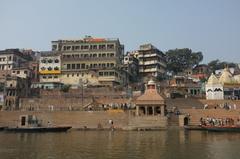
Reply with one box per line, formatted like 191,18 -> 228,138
1,128 -> 240,159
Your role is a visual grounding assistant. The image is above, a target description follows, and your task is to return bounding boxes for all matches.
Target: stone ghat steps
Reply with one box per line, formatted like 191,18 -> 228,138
127,116 -> 168,129
182,109 -> 240,125
166,99 -> 240,110
168,114 -> 179,126
166,99 -> 204,109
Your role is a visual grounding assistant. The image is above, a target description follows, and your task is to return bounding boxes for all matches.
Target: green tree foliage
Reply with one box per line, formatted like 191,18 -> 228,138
208,59 -> 236,72
166,48 -> 203,74
61,84 -> 71,92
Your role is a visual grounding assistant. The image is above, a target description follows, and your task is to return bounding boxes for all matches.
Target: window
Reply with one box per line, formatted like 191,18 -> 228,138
77,73 -> 79,77
13,71 -> 15,73
92,45 -> 97,49
48,76 -> 52,79
104,72 -> 108,76
109,72 -> 114,76
99,72 -> 103,76
81,64 -> 85,69
72,64 -> 76,69
41,67 -> 46,70
99,44 -> 106,50
76,64 -> 80,69
83,45 -> 89,49
42,76 -> 47,79
72,73 -> 74,77
54,67 -> 59,70
66,46 -> 71,50
67,64 -> 71,69
24,71 -> 27,74
67,74 -> 69,77
48,67 -> 52,71
107,44 -> 114,49
75,46 -> 80,50
54,76 -> 58,79
17,71 -> 20,74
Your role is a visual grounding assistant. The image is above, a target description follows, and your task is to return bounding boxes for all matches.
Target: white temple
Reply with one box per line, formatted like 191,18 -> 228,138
206,68 -> 240,100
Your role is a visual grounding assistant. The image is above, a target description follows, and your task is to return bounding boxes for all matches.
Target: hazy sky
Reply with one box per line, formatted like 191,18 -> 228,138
0,0 -> 239,63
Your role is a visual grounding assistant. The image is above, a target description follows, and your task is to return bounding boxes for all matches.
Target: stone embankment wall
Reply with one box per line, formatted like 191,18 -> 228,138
0,111 -> 167,130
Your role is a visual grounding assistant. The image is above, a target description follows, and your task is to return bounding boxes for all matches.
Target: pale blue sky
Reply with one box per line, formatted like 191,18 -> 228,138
0,0 -> 239,63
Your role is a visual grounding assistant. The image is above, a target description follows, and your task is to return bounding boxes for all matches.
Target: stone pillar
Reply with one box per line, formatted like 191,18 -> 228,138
161,105 -> 165,117
152,106 -> 155,116
145,106 -> 148,116
136,106 -> 139,116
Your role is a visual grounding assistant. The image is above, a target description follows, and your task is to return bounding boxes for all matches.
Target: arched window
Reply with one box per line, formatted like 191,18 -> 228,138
48,59 -> 53,63
54,59 -> 59,63
48,67 -> 52,71
41,59 -> 47,63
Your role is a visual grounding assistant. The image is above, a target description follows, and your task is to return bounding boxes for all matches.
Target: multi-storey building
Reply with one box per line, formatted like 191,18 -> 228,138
51,36 -> 125,87
123,52 -> 139,83
4,76 -> 30,110
0,49 -> 29,77
39,51 -> 61,83
133,44 -> 166,81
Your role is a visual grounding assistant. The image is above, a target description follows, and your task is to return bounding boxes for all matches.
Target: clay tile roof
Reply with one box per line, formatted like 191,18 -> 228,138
135,89 -> 165,105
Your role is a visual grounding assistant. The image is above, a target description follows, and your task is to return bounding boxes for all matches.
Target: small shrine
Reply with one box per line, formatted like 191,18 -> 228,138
135,79 -> 166,116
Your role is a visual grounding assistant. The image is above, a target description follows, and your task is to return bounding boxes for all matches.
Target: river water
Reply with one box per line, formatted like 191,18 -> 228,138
1,128 -> 240,159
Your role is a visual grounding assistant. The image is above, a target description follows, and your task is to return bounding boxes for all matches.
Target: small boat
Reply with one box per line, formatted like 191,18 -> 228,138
202,125 -> 240,132
184,125 -> 206,131
0,126 -> 7,131
4,114 -> 71,133
4,126 -> 72,133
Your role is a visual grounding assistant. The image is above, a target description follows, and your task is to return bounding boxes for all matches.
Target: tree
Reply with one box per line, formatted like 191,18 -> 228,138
61,84 -> 71,92
166,48 -> 203,74
208,59 -> 236,72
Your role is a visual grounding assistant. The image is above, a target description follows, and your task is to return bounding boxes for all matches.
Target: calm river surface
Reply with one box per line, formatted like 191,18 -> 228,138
1,128 -> 240,159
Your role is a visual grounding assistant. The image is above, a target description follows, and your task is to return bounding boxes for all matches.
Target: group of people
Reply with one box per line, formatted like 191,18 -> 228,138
203,103 -> 237,110
200,116 -> 240,126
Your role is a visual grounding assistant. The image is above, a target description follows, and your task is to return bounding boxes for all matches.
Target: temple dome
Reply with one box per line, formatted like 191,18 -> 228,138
234,74 -> 240,83
135,79 -> 165,105
148,79 -> 155,85
219,68 -> 234,84
207,73 -> 219,85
